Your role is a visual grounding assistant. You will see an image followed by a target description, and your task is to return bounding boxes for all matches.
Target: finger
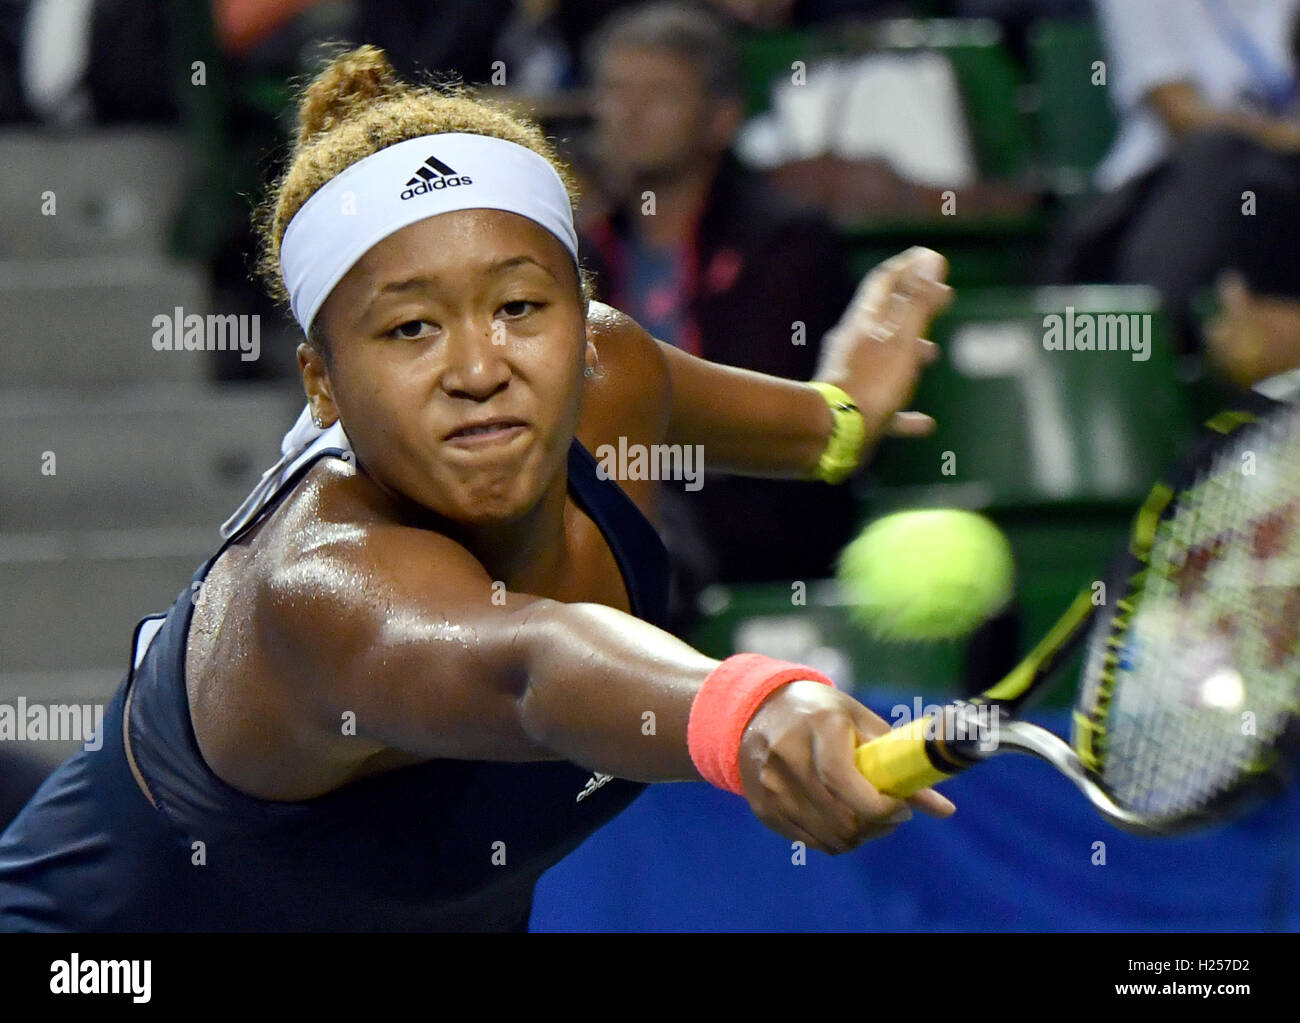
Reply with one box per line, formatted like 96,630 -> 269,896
932,280 -> 955,312
878,247 -> 948,290
911,247 -> 950,285
764,753 -> 865,852
751,753 -> 857,852
860,271 -> 950,356
886,411 -> 936,437
843,699 -> 894,742
811,713 -> 913,827
849,250 -> 915,321
767,812 -> 844,857
850,247 -> 946,326
751,787 -> 841,854
841,702 -> 958,818
908,786 -> 958,818
879,271 -> 953,347
919,338 -> 941,364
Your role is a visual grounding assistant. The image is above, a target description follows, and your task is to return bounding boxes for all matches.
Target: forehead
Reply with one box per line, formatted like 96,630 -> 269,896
596,46 -> 702,87
349,208 -> 569,277
316,209 -> 577,333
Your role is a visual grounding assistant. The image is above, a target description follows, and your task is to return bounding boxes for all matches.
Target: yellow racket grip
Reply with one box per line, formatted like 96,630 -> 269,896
855,717 -> 954,798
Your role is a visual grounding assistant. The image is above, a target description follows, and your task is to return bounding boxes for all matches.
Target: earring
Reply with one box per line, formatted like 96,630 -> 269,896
584,364 -> 595,378
313,415 -> 325,428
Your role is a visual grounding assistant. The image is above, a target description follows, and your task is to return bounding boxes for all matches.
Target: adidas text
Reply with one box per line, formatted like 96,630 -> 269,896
401,175 -> 473,199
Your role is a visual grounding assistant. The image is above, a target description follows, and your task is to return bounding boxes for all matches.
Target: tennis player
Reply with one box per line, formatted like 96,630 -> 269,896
0,46 -> 954,932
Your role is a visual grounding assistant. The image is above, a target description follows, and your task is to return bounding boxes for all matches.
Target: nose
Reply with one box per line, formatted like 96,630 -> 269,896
439,317 -> 510,400
595,83 -> 642,126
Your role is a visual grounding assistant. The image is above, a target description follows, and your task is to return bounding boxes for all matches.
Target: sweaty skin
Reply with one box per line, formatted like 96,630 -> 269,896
184,209 -> 955,854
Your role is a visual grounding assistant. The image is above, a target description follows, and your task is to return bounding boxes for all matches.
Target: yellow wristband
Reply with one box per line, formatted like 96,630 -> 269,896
808,381 -> 867,484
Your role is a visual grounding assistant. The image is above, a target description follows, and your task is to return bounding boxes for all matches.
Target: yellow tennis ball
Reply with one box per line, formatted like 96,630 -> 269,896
836,509 -> 1015,641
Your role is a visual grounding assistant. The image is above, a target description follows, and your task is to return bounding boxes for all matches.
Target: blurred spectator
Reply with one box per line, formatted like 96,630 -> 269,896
1095,0 -> 1300,193
578,2 -> 861,618
1205,171 -> 1300,397
1209,274 -> 1300,397
1047,0 -> 1300,351
214,0 -> 338,57
496,1 -> 632,91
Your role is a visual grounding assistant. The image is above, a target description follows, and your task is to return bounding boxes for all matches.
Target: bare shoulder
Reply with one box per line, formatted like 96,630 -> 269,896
215,464 -> 498,732
253,463 -> 496,660
580,302 -> 671,447
586,300 -> 661,348
188,462 -> 514,796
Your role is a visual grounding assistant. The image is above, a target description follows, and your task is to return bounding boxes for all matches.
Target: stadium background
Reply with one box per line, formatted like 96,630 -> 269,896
0,0 -> 1296,931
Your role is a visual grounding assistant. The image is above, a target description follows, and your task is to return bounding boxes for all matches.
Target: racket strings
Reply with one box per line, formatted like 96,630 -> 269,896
1095,406 -> 1300,823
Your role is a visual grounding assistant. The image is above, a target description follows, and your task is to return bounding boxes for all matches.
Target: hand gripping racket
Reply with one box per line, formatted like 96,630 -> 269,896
854,398 -> 1300,835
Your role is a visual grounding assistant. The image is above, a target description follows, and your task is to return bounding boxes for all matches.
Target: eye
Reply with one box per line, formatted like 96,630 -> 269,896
498,300 -> 545,319
390,319 -> 435,340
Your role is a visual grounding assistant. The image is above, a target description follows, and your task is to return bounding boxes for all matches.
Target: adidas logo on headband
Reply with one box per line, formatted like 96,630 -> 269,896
400,154 -> 473,200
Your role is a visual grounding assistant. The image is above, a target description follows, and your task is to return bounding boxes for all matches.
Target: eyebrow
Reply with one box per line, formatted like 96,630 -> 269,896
371,255 -> 558,301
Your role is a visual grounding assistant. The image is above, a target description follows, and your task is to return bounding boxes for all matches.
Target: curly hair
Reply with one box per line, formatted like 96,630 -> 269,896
253,44 -> 589,352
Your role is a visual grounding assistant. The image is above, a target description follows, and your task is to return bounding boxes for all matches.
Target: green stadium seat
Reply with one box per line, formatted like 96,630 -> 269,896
739,29 -> 831,118
1028,18 -> 1120,197
869,285 -> 1196,509
846,214 -> 1049,290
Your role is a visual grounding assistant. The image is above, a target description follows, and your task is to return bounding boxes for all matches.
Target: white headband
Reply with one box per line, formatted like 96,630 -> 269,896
280,133 -> 579,335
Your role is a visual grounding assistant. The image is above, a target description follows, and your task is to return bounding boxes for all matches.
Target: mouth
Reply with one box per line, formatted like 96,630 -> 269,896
443,417 -> 529,448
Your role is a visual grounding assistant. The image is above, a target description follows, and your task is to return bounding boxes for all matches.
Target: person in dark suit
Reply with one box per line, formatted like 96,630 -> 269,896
578,2 -> 862,614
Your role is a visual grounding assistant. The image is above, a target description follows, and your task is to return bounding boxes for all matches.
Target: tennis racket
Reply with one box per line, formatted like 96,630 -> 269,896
854,396 -> 1300,835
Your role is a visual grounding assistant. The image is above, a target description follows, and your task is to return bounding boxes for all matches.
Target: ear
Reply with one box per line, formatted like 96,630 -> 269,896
298,342 -> 339,427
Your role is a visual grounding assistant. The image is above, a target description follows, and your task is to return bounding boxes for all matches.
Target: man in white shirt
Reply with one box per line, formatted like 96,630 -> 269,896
1096,0 -> 1300,190
1048,0 -> 1300,351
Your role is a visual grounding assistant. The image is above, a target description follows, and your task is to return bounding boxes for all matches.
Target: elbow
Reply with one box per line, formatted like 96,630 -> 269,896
510,597 -> 565,745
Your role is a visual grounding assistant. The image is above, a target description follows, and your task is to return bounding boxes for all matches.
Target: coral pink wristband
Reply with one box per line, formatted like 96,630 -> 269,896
686,653 -> 836,796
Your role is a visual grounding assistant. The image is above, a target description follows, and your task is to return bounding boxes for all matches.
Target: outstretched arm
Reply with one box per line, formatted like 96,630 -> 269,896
658,247 -> 953,478
265,519 -> 954,854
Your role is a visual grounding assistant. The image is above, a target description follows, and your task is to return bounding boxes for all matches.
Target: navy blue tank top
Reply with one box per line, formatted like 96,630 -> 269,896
0,439 -> 670,931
